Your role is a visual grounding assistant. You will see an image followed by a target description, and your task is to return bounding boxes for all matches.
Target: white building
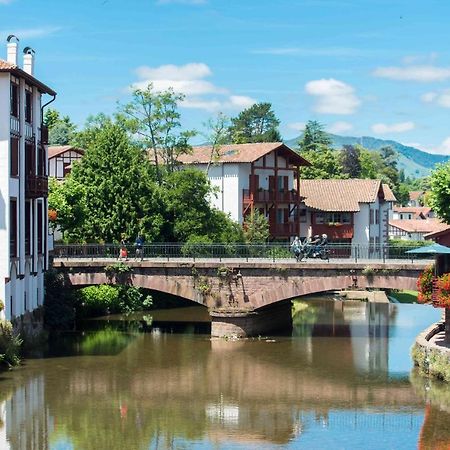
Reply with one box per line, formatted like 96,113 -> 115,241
0,36 -> 56,321
48,145 -> 84,180
178,142 -> 310,239
298,179 -> 396,247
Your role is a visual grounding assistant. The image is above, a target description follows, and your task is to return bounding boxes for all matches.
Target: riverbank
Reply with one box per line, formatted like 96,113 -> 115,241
412,320 -> 450,381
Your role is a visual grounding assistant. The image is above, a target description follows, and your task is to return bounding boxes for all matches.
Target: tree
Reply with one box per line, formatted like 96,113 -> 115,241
44,109 -> 77,145
119,84 -> 196,183
299,149 -> 344,179
50,122 -> 164,242
202,113 -> 230,175
298,120 -> 332,153
160,168 -> 242,242
429,161 -> 450,223
340,145 -> 361,178
71,113 -> 111,150
243,209 -> 269,244
228,102 -> 281,144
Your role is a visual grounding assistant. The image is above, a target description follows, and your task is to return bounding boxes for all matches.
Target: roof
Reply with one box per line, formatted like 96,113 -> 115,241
389,218 -> 448,234
177,142 -> 310,166
425,224 -> 450,240
48,145 -> 85,159
393,206 -> 432,218
409,191 -> 424,201
298,179 -> 396,212
0,58 -> 56,95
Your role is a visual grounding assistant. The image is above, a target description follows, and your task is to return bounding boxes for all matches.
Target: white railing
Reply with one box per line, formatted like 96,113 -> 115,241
10,116 -> 20,134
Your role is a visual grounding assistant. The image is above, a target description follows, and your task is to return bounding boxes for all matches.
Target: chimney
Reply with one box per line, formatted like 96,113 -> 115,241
23,47 -> 35,76
6,35 -> 19,65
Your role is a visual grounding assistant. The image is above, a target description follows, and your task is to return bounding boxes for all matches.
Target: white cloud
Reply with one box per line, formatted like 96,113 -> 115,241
421,90 -> 450,108
327,121 -> 353,134
304,78 -> 360,115
0,26 -> 62,40
287,122 -> 306,132
132,62 -> 256,112
371,121 -> 415,134
373,65 -> 450,82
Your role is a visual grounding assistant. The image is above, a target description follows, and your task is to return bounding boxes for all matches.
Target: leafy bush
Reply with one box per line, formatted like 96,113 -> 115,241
76,285 -> 152,318
435,273 -> 450,307
0,320 -> 22,368
417,265 -> 434,304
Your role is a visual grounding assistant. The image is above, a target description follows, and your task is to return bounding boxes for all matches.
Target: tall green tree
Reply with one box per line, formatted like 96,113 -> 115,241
160,168 -> 242,242
44,109 -> 77,145
228,102 -> 281,143
298,120 -> 332,152
202,112 -> 230,175
429,162 -> 450,223
119,83 -> 196,183
340,145 -> 362,178
50,122 -> 164,242
243,209 -> 269,244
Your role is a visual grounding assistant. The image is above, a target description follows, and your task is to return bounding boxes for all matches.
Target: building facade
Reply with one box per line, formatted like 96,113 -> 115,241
298,179 -> 396,246
178,142 -> 310,239
0,36 -> 56,321
48,145 -> 84,180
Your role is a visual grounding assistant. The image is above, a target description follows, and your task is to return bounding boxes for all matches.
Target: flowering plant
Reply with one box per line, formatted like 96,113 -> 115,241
435,273 -> 450,308
417,265 -> 434,304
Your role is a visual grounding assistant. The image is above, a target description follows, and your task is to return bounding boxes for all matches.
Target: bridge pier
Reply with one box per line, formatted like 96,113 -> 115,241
210,301 -> 293,338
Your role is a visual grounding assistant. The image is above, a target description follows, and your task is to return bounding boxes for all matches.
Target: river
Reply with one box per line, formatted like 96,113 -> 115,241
0,297 -> 448,450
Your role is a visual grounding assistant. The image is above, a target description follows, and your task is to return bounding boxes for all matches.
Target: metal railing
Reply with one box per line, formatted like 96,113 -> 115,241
52,243 -> 431,263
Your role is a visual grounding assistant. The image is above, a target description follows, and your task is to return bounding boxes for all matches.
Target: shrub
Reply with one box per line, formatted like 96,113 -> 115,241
0,320 -> 22,368
435,273 -> 450,308
417,265 -> 434,304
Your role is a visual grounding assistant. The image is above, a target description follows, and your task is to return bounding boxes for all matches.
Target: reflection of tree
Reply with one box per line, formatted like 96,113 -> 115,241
411,369 -> 450,449
292,301 -> 319,337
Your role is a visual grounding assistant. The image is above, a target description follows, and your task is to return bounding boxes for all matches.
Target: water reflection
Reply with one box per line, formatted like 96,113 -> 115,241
0,298 -> 442,449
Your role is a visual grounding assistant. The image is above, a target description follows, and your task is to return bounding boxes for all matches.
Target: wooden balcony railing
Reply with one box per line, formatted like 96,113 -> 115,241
25,175 -> 48,198
312,223 -> 354,239
243,189 -> 299,204
269,222 -> 299,237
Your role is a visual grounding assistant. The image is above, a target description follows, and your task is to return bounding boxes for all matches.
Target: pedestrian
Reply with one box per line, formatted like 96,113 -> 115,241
119,234 -> 128,260
134,233 -> 145,261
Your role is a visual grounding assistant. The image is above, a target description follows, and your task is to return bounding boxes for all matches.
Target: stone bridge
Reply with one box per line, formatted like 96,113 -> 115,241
53,258 -> 427,337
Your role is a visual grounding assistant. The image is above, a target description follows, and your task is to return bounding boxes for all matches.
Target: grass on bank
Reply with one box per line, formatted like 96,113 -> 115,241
390,290 -> 419,304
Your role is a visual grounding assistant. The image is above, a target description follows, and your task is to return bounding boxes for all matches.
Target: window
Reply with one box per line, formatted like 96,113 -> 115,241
315,212 -> 351,224
10,199 -> 17,257
25,142 -> 35,176
276,208 -> 284,224
25,86 -> 32,123
37,201 -> 43,254
299,209 -> 307,223
375,209 -> 379,225
10,137 -> 19,177
370,209 -> 374,225
10,82 -> 19,117
25,201 -> 31,256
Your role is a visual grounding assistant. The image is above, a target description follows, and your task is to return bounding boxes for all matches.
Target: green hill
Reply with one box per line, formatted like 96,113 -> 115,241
285,134 -> 450,178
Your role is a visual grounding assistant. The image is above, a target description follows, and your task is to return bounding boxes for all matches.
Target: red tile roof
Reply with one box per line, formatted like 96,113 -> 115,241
178,142 -> 310,166
48,145 -> 85,159
425,224 -> 450,239
389,218 -> 448,234
393,206 -> 432,218
0,58 -> 56,95
299,179 -> 396,212
409,191 -> 424,201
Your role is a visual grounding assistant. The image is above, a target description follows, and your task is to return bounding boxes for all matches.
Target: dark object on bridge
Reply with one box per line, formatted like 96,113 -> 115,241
293,237 -> 329,262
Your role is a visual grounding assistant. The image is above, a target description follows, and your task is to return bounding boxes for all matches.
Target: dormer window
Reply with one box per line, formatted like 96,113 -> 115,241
25,84 -> 33,123
10,78 -> 19,118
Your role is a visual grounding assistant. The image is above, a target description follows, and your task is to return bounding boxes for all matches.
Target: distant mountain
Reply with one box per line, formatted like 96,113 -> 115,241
285,134 -> 450,178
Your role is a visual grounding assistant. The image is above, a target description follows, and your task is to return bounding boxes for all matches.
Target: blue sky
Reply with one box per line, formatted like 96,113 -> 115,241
3,0 -> 450,153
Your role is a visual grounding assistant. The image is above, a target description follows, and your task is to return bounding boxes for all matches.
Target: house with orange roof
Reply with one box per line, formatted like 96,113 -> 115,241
389,218 -> 449,241
48,145 -> 84,180
392,206 -> 434,220
0,36 -> 56,321
178,142 -> 310,240
425,224 -> 450,246
298,179 -> 396,246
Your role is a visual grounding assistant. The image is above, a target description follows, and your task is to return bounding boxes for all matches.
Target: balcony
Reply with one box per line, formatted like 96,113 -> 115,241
25,175 -> 48,198
312,223 -> 354,239
269,222 -> 298,237
243,189 -> 299,204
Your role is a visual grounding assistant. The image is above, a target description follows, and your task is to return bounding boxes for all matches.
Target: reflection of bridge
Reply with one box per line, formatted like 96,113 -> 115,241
54,256 -> 427,337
